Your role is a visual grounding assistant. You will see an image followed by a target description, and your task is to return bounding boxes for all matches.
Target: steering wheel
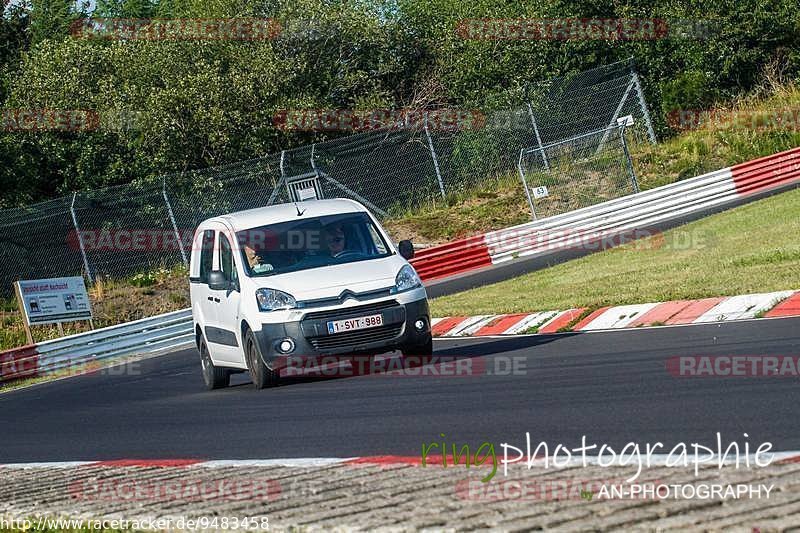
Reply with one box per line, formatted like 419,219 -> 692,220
334,250 -> 363,259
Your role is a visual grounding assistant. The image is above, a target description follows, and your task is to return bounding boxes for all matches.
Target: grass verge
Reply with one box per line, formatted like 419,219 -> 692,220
429,186 -> 800,317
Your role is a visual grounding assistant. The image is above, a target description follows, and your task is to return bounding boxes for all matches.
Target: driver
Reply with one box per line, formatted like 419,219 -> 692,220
243,243 -> 262,269
323,223 -> 346,257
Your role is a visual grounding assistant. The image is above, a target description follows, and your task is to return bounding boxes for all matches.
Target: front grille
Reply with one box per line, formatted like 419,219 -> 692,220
300,288 -> 393,308
309,324 -> 403,351
302,300 -> 399,321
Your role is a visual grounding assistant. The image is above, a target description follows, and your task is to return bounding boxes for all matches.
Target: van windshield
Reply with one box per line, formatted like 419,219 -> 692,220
237,212 -> 392,277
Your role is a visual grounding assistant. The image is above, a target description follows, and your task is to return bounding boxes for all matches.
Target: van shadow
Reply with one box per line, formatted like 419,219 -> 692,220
227,331 -> 578,389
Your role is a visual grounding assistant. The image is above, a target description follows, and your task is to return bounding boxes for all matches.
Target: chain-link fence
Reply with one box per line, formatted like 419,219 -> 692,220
0,59 -> 655,295
518,123 -> 640,220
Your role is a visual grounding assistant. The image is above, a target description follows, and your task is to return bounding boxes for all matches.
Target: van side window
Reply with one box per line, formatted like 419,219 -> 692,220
367,224 -> 387,254
220,233 -> 238,283
199,230 -> 215,283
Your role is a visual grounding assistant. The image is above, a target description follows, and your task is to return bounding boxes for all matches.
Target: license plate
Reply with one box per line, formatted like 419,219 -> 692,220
327,314 -> 383,334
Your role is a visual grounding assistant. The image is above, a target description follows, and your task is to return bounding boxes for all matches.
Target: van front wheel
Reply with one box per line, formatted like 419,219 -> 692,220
245,330 -> 280,389
200,338 -> 230,390
401,337 -> 434,363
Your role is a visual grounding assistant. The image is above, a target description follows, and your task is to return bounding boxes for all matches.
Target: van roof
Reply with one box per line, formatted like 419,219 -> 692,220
200,198 -> 368,232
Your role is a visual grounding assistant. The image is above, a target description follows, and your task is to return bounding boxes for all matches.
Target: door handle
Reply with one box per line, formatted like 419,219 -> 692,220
213,297 -> 220,303
207,297 -> 213,301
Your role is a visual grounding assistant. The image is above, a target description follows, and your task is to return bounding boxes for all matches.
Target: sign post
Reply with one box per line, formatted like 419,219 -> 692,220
14,277 -> 94,342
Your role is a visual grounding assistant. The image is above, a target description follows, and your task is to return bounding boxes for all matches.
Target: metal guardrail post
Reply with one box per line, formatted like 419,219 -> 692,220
526,103 -> 550,171
70,192 -> 94,283
596,76 -> 635,155
162,177 -> 188,266
632,71 -> 657,144
267,150 -> 287,205
424,113 -> 447,199
517,149 -> 537,220
619,124 -> 640,193
308,144 -> 387,216
319,170 -> 387,217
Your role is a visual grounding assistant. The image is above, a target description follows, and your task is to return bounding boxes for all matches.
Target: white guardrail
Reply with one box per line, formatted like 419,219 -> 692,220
485,167 -> 736,262
32,309 -> 194,378
485,146 -> 799,263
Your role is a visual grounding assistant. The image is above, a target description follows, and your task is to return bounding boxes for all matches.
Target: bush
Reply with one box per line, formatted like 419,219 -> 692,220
660,71 -> 719,115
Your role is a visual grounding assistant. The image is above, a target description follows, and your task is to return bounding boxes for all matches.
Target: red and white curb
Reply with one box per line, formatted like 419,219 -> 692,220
0,458 -> 353,469
432,289 -> 800,337
4,452 -> 800,470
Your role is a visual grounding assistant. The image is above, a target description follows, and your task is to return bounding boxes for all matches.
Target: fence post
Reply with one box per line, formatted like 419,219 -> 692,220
632,71 -> 657,144
162,177 -> 188,266
70,192 -> 94,283
517,149 -> 537,220
526,103 -> 550,171
267,150 -> 286,205
424,113 -> 446,199
596,76 -> 635,155
619,124 -> 640,193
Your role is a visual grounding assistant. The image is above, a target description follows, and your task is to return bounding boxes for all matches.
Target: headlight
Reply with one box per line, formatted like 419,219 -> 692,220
393,264 -> 422,293
255,288 -> 297,311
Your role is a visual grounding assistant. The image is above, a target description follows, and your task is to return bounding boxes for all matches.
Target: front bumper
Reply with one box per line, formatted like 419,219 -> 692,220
253,297 -> 431,366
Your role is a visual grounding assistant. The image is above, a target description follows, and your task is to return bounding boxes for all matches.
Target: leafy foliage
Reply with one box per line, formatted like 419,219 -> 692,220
0,0 -> 798,207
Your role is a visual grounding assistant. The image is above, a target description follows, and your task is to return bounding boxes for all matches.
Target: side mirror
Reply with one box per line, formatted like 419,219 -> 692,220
398,240 -> 415,260
207,270 -> 229,291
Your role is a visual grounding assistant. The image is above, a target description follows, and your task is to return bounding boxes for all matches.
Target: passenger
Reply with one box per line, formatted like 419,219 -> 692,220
323,224 -> 346,257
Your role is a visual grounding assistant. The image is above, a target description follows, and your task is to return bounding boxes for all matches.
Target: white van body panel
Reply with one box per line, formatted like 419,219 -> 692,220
189,199 -> 430,375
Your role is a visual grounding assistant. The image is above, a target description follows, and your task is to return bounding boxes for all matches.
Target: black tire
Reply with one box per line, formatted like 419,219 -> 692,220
401,336 -> 434,365
245,329 -> 280,389
200,338 -> 230,390
403,336 -> 433,356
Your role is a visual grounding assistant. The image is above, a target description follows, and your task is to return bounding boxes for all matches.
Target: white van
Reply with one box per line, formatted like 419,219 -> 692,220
189,199 -> 431,389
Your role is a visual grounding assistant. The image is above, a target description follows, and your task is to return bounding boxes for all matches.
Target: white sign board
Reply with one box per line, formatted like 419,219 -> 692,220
617,114 -> 635,127
532,185 -> 550,199
15,277 -> 93,326
298,187 -> 318,201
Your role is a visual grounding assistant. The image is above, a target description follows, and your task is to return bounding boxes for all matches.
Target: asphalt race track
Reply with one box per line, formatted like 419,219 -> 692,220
3,317 -> 800,463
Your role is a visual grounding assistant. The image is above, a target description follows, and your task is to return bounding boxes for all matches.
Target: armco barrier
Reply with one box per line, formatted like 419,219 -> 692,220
486,146 -> 800,263
731,147 -> 800,195
0,309 -> 194,384
0,344 -> 39,382
1,146 -> 798,386
411,146 -> 800,272
410,234 -> 492,281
